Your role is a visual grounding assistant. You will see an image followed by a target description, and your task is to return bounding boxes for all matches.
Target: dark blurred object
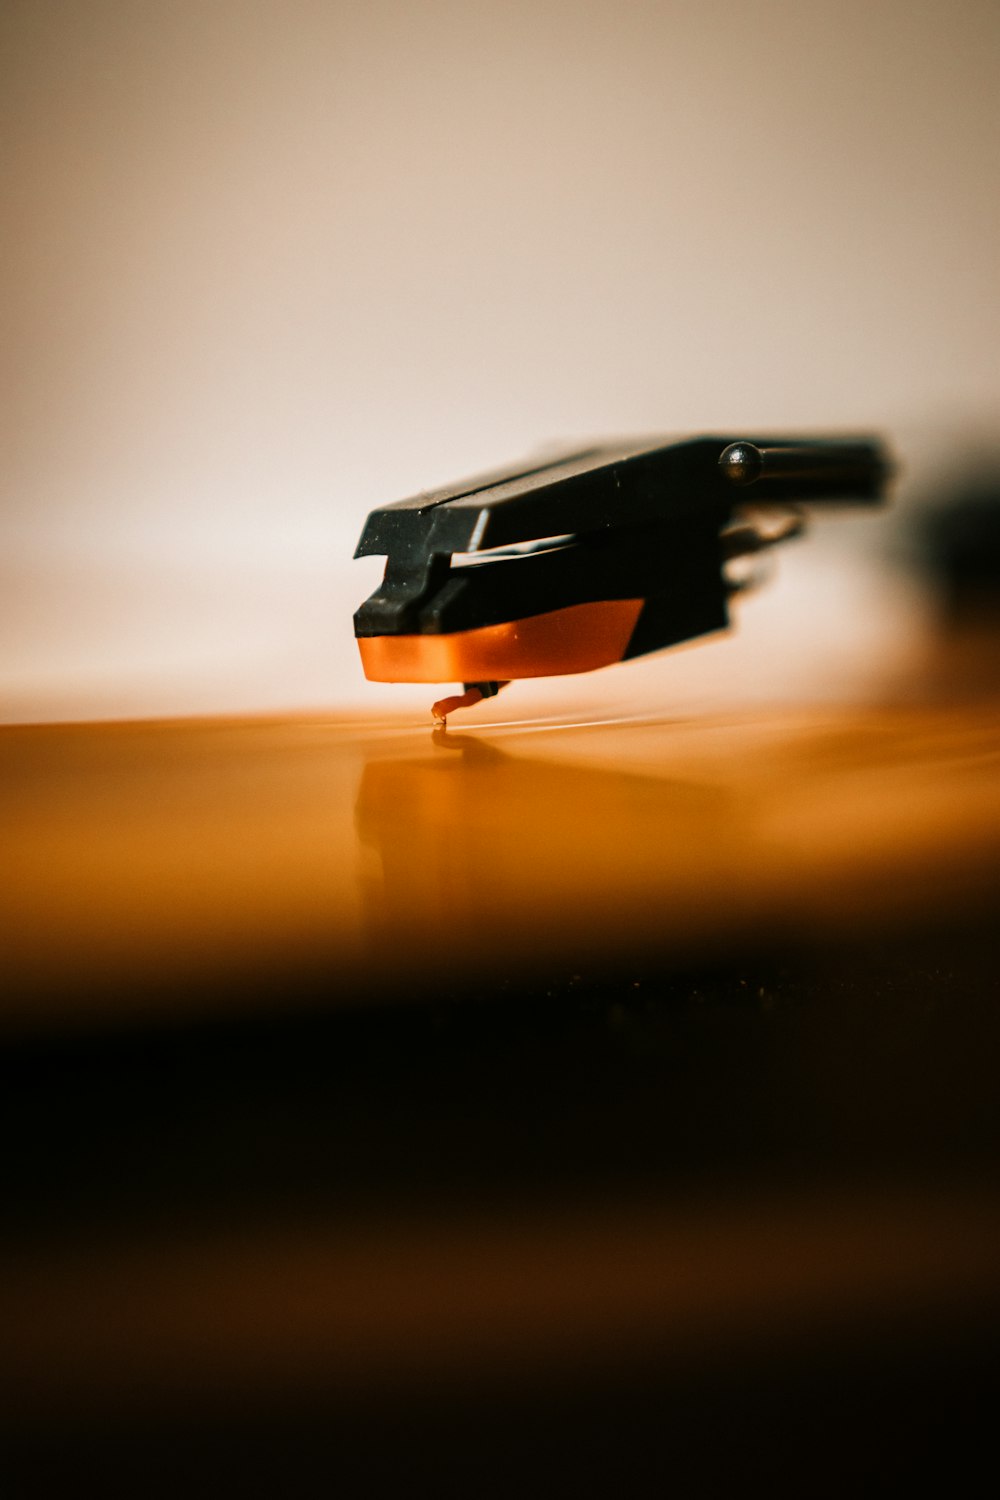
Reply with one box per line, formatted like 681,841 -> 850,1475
910,461 -> 1000,696
918,464 -> 1000,622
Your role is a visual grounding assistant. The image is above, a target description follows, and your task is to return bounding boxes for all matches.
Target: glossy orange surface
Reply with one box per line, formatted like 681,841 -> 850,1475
357,597 -> 644,681
4,695 -> 999,1030
5,685 -> 1000,1477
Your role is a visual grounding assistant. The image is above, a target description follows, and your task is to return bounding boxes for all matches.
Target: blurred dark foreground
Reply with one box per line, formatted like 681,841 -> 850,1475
4,910 -> 1000,1493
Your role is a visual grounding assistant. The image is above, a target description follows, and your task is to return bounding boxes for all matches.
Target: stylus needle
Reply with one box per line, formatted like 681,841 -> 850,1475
431,680 -> 510,726
431,685 -> 487,726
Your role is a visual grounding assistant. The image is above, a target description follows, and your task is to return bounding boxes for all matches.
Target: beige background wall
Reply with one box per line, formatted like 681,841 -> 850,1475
2,0 -> 998,721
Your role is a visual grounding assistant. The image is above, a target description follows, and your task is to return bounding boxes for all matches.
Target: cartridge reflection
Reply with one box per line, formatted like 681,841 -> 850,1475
355,728 -> 737,979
